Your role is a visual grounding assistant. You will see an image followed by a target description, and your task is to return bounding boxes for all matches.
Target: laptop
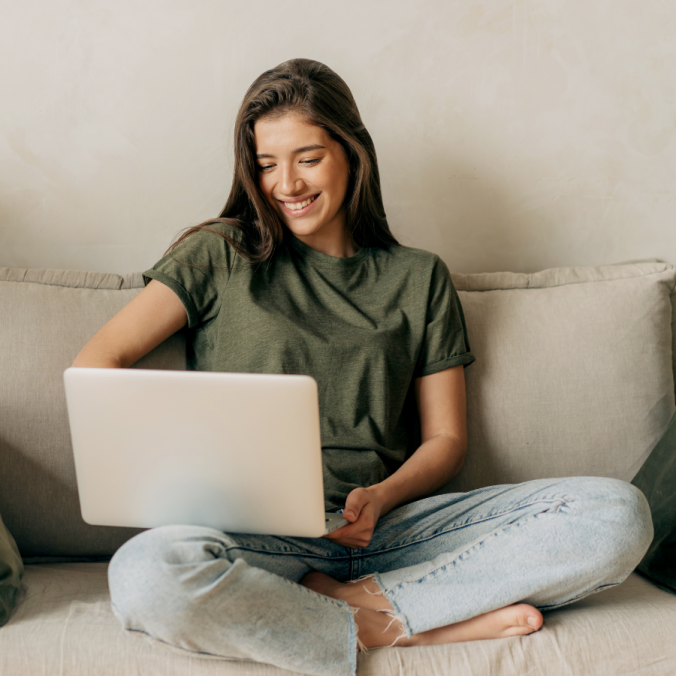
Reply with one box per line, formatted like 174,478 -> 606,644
63,368 -> 348,537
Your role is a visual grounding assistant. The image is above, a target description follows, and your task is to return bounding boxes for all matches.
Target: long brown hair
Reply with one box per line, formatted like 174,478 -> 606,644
166,58 -> 398,263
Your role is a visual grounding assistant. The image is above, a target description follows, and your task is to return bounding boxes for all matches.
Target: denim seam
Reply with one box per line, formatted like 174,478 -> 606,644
386,508 -> 562,593
538,582 -> 621,610
355,498 -> 567,559
223,545 -> 352,562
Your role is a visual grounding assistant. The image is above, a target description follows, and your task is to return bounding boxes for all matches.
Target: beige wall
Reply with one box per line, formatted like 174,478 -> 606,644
1,0 -> 675,274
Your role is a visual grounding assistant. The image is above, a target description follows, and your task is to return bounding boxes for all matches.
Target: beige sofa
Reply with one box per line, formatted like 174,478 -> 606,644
1,260 -> 675,675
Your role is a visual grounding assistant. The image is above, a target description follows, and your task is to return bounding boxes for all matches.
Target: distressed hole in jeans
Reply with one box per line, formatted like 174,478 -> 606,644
350,573 -> 385,597
348,606 -> 368,654
349,574 -> 408,649
377,608 -> 408,647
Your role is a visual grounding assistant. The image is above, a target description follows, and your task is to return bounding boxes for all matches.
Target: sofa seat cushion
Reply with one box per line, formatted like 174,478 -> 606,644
1,563 -> 674,676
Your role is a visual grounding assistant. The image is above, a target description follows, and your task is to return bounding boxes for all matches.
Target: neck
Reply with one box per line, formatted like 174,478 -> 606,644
291,220 -> 359,258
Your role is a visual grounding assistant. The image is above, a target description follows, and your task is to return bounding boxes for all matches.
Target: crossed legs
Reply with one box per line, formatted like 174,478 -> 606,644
302,476 -> 652,651
108,477 -> 653,676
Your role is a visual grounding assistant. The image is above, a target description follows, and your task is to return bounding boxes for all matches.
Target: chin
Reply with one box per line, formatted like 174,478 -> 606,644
285,222 -> 323,238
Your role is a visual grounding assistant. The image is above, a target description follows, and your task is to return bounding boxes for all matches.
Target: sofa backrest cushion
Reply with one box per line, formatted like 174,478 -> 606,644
0,269 -> 185,557
447,261 -> 676,494
0,262 -> 674,556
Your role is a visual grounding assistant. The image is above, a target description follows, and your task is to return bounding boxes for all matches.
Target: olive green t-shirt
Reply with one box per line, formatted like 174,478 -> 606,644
144,225 -> 475,511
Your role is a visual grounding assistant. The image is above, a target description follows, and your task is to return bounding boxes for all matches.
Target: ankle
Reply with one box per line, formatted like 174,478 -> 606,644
355,607 -> 409,650
344,575 -> 393,612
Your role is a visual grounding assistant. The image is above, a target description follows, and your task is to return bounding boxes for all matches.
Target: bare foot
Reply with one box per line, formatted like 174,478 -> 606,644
300,570 -> 543,650
410,603 -> 543,646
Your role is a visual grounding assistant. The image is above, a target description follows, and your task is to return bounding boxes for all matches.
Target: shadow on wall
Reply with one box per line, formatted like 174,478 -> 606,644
387,149 -> 576,275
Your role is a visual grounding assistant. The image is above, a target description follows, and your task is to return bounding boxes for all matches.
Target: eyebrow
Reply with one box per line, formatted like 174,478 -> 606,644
255,144 -> 326,159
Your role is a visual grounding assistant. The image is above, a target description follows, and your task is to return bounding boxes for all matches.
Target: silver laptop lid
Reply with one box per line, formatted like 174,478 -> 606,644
63,368 -> 327,537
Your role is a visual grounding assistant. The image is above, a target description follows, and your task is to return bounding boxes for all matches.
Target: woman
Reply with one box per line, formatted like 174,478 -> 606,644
73,59 -> 652,676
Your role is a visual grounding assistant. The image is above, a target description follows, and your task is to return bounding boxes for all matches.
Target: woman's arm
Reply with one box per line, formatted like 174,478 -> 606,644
324,365 -> 467,548
371,364 -> 467,515
71,279 -> 188,368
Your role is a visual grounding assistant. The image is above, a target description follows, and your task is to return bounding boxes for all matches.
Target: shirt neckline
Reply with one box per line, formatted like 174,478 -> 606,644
286,232 -> 369,267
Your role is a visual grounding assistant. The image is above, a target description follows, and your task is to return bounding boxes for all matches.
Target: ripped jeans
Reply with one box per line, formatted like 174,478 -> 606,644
108,477 -> 653,676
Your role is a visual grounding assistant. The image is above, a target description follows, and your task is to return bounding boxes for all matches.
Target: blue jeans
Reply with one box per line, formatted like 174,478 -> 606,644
108,477 -> 653,676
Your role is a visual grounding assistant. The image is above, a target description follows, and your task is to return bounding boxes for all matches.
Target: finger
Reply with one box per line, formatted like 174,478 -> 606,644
325,518 -> 375,548
343,489 -> 370,522
323,521 -> 363,544
323,525 -> 350,539
322,521 -> 355,540
327,532 -> 373,549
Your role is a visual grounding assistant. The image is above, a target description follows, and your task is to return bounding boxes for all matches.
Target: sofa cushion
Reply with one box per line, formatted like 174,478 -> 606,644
1,564 -> 674,675
0,269 -> 185,557
446,261 -> 676,493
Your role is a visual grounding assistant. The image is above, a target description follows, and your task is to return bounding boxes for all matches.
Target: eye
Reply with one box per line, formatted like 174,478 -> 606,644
301,159 -> 320,166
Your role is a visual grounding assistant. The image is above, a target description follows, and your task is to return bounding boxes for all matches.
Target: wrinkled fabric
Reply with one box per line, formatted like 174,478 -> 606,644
144,226 -> 474,510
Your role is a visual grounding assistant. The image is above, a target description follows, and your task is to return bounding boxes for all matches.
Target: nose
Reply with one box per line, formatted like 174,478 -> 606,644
279,162 -> 305,197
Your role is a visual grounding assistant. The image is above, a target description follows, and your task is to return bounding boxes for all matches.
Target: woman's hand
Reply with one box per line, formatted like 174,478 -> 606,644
323,486 -> 384,549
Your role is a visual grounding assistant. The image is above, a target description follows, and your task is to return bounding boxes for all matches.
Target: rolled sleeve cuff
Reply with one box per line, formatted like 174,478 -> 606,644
416,352 -> 476,378
143,269 -> 198,329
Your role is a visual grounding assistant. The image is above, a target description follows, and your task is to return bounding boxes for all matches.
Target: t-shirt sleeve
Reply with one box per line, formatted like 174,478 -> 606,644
142,224 -> 239,329
414,256 -> 475,377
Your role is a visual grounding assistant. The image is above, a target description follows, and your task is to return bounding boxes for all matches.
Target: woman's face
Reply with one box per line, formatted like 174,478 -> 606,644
254,112 -> 351,249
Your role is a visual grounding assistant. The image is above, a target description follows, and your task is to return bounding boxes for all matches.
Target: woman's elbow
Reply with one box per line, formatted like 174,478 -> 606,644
71,340 -> 124,369
439,432 -> 466,476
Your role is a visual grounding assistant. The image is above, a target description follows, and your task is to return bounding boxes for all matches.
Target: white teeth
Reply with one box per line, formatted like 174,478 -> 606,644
285,195 -> 316,210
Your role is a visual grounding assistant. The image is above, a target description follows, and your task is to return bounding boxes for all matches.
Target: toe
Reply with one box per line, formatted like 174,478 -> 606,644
514,604 -> 543,633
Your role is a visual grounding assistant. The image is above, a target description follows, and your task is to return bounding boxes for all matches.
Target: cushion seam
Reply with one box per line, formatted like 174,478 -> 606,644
453,265 -> 676,293
0,275 -> 141,291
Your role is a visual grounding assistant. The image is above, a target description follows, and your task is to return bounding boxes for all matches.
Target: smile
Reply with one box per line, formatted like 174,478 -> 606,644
279,194 -> 319,215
